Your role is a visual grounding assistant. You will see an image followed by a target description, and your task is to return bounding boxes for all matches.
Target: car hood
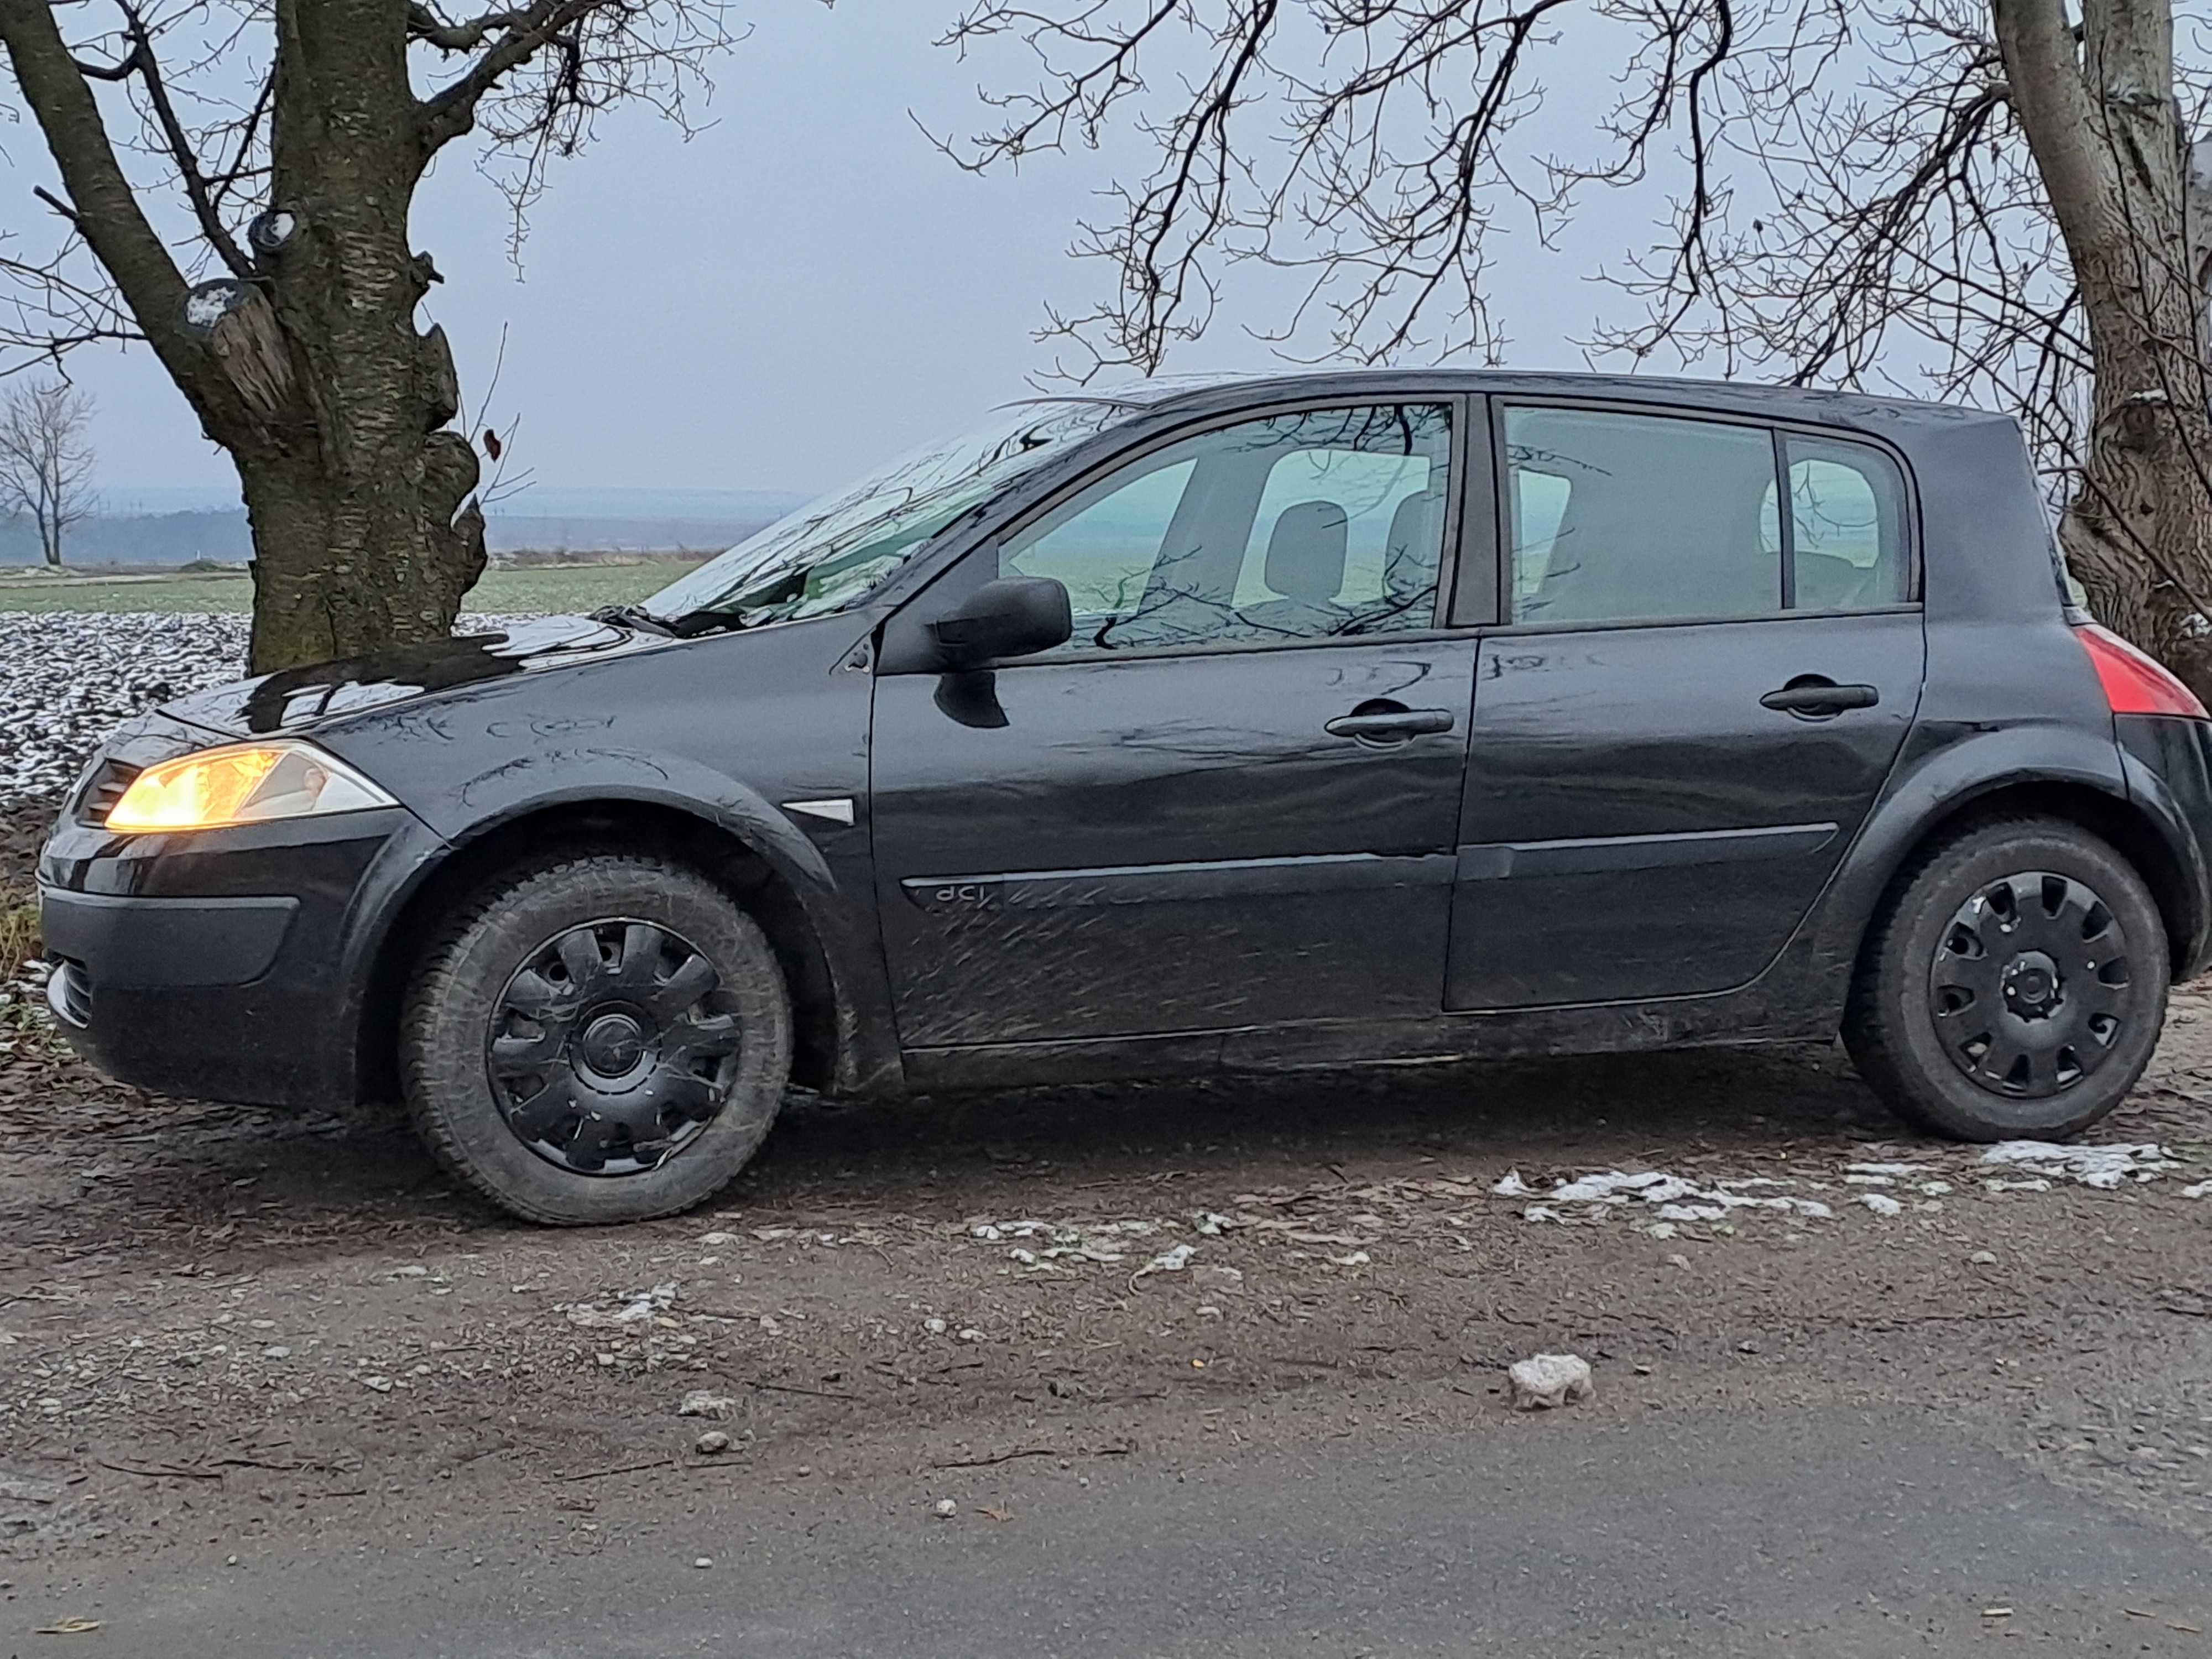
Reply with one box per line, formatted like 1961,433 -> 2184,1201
158,614 -> 675,738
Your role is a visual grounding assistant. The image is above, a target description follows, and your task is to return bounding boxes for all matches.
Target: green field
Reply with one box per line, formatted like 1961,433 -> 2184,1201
0,557 -> 706,615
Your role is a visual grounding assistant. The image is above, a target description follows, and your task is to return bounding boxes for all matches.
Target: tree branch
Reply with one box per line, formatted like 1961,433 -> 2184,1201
69,49 -> 133,81
207,71 -> 275,208
117,3 -> 255,280
1991,0 -> 2112,249
408,3 -> 541,51
416,0 -> 598,155
0,0 -> 220,414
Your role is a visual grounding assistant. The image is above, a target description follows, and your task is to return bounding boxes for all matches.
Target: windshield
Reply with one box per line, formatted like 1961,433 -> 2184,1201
644,399 -> 1136,627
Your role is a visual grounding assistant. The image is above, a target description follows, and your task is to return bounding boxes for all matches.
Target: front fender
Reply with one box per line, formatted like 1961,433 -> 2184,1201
326,767 -> 902,1105
431,758 -> 845,907
311,622 -> 898,1100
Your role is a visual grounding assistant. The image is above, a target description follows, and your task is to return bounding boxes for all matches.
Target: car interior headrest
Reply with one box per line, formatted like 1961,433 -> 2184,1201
1532,440 -> 1778,621
1265,500 -> 1349,603
1384,493 -> 1435,601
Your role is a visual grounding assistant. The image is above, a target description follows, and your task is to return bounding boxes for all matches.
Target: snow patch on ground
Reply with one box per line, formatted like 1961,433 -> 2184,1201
975,1216 -> 1172,1268
1493,1168 -> 1834,1225
1492,1141 -> 2208,1228
559,1281 -> 680,1327
1979,1141 -> 2180,1190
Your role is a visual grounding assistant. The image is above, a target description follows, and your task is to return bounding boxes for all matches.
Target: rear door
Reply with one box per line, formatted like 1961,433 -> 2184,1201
1447,401 -> 1927,1010
871,398 -> 1479,1049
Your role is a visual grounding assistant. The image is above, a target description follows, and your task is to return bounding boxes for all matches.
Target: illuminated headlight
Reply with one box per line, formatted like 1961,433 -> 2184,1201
104,739 -> 397,834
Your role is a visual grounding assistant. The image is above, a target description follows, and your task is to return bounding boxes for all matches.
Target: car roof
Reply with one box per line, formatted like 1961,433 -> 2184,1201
1052,368 -> 2016,434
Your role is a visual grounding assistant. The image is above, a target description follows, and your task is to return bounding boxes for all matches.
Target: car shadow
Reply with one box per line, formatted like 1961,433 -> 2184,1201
34,1042 -> 1900,1267
740,1043 -> 1897,1209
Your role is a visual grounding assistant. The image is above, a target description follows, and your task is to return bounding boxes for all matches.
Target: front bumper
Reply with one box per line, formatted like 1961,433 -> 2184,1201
38,802 -> 439,1109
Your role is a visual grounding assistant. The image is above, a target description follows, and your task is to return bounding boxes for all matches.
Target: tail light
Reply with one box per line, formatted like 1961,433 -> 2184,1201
2073,622 -> 2209,719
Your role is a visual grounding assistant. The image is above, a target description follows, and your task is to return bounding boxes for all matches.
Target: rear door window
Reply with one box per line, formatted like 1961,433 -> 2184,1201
1503,406 -> 1784,625
1501,405 -> 1913,625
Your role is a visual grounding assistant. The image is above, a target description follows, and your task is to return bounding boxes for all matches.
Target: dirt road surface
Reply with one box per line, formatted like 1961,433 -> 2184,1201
6,799 -> 2212,1654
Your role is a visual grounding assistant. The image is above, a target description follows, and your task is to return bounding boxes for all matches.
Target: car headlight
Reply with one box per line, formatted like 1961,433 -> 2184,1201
104,739 -> 397,833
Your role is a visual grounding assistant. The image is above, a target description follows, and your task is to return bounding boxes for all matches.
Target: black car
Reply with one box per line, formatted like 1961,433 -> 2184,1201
37,371 -> 2212,1223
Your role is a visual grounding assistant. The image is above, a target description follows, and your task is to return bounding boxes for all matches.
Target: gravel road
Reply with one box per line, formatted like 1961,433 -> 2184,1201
5,969 -> 2212,1652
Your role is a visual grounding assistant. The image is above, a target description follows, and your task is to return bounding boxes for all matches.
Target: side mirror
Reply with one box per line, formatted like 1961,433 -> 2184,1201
931,577 -> 1072,667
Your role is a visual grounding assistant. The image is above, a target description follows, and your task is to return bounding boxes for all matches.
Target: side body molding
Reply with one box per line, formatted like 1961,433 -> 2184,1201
1453,823 -> 1838,884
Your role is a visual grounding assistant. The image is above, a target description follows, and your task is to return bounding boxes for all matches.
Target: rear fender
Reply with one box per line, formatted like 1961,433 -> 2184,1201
2112,729 -> 2212,977
1799,721 -> 2138,984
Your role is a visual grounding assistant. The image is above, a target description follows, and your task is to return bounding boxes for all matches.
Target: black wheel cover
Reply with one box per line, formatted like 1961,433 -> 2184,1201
1927,870 -> 2139,1100
484,917 -> 741,1175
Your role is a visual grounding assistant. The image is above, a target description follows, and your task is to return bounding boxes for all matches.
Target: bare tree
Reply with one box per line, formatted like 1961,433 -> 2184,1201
0,378 -> 96,566
941,0 -> 2212,697
0,0 -> 736,671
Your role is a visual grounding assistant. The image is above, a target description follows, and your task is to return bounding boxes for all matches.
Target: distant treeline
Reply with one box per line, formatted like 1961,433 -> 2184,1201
0,507 -> 790,566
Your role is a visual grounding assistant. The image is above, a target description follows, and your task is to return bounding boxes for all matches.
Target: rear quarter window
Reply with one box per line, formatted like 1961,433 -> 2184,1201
1770,435 -> 1911,610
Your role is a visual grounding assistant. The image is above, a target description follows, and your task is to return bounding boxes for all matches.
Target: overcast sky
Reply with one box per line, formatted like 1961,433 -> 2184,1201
9,4 -> 1644,507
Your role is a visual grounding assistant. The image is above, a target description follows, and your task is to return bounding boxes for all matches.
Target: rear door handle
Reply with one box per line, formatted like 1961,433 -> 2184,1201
1325,706 -> 1457,742
1761,680 -> 1879,717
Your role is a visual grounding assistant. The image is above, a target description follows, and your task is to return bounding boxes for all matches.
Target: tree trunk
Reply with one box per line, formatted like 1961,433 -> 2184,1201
1995,0 -> 2212,701
0,0 -> 488,672
236,434 -> 484,670
2049,62 -> 2212,696
217,0 -> 484,674
2058,361 -> 2212,698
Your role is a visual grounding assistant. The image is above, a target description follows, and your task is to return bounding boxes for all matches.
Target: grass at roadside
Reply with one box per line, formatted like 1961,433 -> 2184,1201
0,556 -> 709,615
0,875 -> 69,1057
1,878 -> 38,981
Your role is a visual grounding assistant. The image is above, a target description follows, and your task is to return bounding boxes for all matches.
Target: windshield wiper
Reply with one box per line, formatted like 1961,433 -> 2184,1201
664,608 -> 755,639
592,603 -> 679,637
661,568 -> 813,638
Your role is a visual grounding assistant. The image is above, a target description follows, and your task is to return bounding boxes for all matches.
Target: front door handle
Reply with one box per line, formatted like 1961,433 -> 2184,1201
1761,679 -> 1879,717
1325,704 -> 1457,743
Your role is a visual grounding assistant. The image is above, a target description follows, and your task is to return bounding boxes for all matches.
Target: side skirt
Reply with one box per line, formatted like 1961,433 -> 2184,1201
897,984 -> 1839,1093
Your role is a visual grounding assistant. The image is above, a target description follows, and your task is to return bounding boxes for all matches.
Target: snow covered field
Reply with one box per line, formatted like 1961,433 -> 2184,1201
1,609 -> 539,800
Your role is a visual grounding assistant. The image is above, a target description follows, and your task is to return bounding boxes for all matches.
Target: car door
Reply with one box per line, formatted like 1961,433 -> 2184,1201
870,399 -> 1480,1049
1447,400 -> 1927,1010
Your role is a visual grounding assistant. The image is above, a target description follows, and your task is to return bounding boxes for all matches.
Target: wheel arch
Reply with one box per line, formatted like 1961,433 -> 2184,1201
353,797 -> 857,1105
1844,775 -> 2195,978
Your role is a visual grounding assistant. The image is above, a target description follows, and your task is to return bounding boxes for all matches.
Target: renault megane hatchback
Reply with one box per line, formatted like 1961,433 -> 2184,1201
38,372 -> 2212,1223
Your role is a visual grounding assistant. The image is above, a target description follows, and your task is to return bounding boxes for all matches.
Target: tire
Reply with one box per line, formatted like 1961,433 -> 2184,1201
401,852 -> 792,1225
1843,815 -> 2168,1142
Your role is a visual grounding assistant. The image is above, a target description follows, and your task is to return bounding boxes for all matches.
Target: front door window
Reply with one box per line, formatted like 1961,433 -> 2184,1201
1002,403 -> 1453,652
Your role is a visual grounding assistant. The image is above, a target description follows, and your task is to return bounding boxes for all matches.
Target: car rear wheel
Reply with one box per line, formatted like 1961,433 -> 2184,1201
1843,816 -> 2168,1142
401,852 -> 792,1225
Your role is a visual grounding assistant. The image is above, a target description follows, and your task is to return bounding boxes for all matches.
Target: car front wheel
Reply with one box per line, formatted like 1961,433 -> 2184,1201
401,852 -> 792,1225
1844,816 -> 2169,1142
